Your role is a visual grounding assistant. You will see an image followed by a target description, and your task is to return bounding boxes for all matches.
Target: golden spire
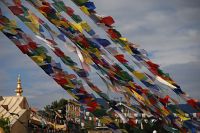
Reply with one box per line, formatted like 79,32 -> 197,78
15,74 -> 23,96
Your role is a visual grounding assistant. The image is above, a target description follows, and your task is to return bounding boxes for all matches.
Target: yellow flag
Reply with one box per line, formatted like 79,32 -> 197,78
31,56 -> 44,64
40,53 -> 47,59
127,82 -> 146,102
133,71 -> 146,80
119,37 -> 128,42
9,20 -> 17,27
128,81 -> 136,89
80,6 -> 90,15
177,114 -> 190,121
27,12 -> 40,29
127,86 -> 145,102
51,19 -> 62,27
84,57 -> 93,65
66,79 -> 75,88
80,21 -> 91,32
81,50 -> 93,64
123,86 -> 133,95
25,22 -> 40,34
27,13 -> 39,25
124,44 -> 133,54
132,90 -> 145,102
60,20 -> 70,28
71,23 -> 83,32
90,48 -> 101,57
5,20 -> 17,34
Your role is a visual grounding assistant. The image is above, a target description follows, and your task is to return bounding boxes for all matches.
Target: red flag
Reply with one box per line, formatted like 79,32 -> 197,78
54,47 -> 65,57
28,41 -> 37,50
128,118 -> 136,127
54,77 -> 68,85
187,99 -> 199,109
79,36 -> 90,48
114,54 -> 128,63
39,5 -> 51,13
66,7 -> 74,16
100,16 -> 115,26
159,95 -> 170,106
107,29 -> 120,39
8,6 -> 23,15
17,45 -> 29,54
149,97 -> 157,105
87,101 -> 98,108
146,61 -> 159,69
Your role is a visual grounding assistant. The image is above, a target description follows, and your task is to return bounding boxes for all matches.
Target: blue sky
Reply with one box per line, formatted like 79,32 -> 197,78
0,0 -> 200,109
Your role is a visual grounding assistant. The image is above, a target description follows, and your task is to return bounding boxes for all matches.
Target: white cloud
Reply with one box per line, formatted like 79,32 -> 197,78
92,0 -> 200,67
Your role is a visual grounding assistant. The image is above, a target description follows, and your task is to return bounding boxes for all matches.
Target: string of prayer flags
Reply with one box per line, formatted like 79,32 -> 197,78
69,0 -> 200,112
8,1 -> 130,128
1,0 -> 200,132
5,1 -> 193,115
0,13 -> 124,131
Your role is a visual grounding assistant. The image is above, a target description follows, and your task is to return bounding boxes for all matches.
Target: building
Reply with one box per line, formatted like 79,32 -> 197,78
66,99 -> 81,123
65,99 -> 109,131
0,75 -> 30,133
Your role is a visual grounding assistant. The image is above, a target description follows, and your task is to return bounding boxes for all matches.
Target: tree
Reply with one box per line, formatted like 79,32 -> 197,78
42,98 -> 68,122
0,117 -> 10,133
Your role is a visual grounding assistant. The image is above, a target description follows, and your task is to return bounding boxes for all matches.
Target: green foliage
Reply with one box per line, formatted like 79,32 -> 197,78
0,117 -> 10,133
44,98 -> 68,111
42,98 -> 68,119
